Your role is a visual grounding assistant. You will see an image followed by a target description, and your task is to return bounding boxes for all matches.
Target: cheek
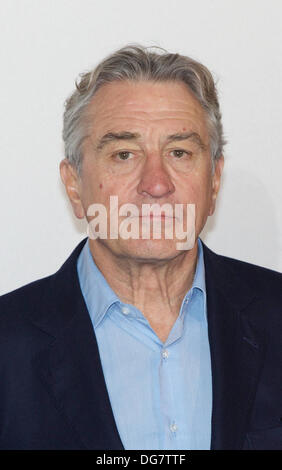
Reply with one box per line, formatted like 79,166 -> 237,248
80,171 -> 103,208
81,161 -> 114,202
89,178 -> 125,207
177,174 -> 213,222
176,173 -> 210,203
103,171 -> 140,201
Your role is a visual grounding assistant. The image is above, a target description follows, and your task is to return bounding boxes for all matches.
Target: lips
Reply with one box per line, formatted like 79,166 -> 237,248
139,214 -> 175,219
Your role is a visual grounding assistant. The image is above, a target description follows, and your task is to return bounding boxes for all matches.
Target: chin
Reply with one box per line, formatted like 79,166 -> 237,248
115,238 -> 190,262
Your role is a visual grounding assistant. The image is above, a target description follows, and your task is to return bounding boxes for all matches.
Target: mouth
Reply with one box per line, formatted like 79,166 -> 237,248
139,214 -> 175,220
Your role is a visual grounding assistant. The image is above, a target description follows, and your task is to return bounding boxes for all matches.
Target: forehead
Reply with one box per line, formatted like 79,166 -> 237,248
87,80 -> 208,137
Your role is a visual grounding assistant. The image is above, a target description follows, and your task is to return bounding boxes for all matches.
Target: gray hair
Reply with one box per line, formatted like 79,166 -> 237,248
63,44 -> 226,175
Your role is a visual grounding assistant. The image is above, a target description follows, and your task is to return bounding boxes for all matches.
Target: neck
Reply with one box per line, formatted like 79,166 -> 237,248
88,239 -> 199,342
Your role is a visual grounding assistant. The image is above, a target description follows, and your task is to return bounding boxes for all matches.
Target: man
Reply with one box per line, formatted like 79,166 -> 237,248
0,45 -> 281,450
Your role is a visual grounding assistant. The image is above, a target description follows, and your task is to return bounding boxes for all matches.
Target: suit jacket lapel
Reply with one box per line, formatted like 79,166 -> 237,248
31,238 -> 124,450
202,242 -> 266,449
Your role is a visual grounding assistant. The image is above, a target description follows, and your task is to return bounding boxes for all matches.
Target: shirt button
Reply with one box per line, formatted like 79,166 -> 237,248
184,297 -> 189,304
170,423 -> 178,433
121,306 -> 130,315
162,349 -> 169,359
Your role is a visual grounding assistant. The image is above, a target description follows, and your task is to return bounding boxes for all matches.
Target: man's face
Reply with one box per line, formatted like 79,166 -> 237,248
62,80 -> 224,261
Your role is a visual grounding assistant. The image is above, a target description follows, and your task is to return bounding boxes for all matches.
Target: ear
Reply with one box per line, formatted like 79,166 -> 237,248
209,155 -> 224,216
59,159 -> 85,219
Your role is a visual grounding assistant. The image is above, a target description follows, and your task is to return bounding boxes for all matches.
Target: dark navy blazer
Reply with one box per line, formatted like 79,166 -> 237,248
0,237 -> 282,450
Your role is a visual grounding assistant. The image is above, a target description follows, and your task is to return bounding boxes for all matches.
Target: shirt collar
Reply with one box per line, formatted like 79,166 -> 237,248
77,240 -> 120,328
77,237 -> 206,328
185,237 -> 207,324
192,237 -> 206,295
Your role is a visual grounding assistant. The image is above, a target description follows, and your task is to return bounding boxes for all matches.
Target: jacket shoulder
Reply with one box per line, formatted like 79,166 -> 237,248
0,238 -> 87,326
219,251 -> 280,280
0,275 -> 54,329
215,250 -> 281,278
203,243 -> 282,300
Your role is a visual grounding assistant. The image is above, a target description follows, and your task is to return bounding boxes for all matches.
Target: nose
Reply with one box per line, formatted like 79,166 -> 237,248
137,153 -> 175,199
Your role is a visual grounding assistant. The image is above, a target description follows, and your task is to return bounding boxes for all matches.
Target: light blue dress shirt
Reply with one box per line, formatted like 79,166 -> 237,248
77,238 -> 212,450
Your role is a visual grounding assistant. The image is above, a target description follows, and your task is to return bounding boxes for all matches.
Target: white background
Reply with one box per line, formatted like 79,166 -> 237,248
1,0 -> 281,295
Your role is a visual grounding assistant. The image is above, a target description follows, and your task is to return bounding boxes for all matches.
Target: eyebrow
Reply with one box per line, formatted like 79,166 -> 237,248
166,132 -> 207,150
95,131 -> 207,151
96,132 -> 141,151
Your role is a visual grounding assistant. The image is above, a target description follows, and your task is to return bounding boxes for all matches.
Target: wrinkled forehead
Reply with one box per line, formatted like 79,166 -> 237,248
86,80 -> 209,140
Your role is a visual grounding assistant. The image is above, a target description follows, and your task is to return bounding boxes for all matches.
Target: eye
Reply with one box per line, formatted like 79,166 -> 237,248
115,151 -> 134,161
170,149 -> 192,158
